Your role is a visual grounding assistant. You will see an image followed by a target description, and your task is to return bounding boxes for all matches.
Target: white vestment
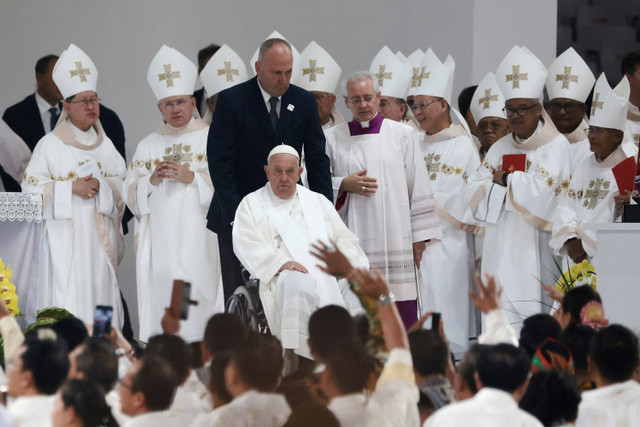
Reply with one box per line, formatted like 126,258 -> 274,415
233,184 -> 368,358
123,118 -> 223,342
328,348 -> 420,427
417,125 -> 482,349
467,116 -> 573,329
564,119 -> 591,171
21,119 -> 126,328
190,390 -> 291,427
0,119 -> 30,192
325,117 -> 442,301
550,144 -> 638,258
576,380 -> 640,427
124,410 -> 193,427
8,394 -> 54,427
625,102 -> 640,148
425,388 -> 543,427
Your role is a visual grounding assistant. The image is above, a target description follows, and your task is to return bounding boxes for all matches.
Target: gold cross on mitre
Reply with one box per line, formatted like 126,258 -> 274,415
303,59 -> 325,82
556,66 -> 579,89
158,64 -> 181,88
478,89 -> 499,109
591,92 -> 604,116
217,62 -> 240,82
375,65 -> 392,87
69,61 -> 91,83
505,65 -> 528,89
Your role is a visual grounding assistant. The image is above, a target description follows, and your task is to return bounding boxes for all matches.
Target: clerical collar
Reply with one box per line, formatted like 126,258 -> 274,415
348,114 -> 383,136
68,120 -> 97,146
167,116 -> 195,131
514,120 -> 543,145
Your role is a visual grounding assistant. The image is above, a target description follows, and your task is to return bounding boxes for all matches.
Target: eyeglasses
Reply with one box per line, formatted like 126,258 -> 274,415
69,97 -> 100,108
584,127 -> 615,136
548,102 -> 583,114
159,98 -> 191,110
346,95 -> 377,105
477,120 -> 507,131
502,104 -> 538,117
410,99 -> 439,112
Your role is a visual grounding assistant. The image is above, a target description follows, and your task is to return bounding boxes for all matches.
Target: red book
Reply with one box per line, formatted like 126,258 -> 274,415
612,156 -> 637,194
502,154 -> 527,173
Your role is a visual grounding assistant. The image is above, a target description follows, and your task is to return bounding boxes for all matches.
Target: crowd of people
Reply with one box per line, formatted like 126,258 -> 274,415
1,30 -> 640,426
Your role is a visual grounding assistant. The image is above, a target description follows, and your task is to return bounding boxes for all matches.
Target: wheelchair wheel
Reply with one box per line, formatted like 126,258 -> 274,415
225,285 -> 259,331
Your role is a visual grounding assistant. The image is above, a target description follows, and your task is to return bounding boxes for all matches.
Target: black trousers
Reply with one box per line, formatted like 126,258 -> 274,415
217,226 -> 244,302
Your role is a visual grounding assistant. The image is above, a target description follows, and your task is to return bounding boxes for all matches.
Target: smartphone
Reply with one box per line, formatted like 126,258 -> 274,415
170,280 -> 194,320
431,312 -> 441,332
93,305 -> 113,337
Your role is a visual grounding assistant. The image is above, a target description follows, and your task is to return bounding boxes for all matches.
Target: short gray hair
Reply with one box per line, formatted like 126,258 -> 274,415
341,71 -> 379,96
258,38 -> 292,62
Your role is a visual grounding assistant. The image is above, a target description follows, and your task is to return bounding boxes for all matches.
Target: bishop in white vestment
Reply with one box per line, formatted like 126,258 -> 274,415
123,45 -> 224,343
411,48 -> 482,349
21,44 -> 126,327
233,146 -> 368,358
325,71 -> 442,328
468,46 -> 573,330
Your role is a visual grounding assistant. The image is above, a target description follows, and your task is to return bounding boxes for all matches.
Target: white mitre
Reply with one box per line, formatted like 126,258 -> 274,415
53,43 -> 98,99
591,74 -> 630,131
414,48 -> 455,103
407,49 -> 425,95
546,47 -> 595,103
297,41 -> 341,94
147,45 -> 197,100
268,144 -> 300,160
470,72 -> 507,124
200,44 -> 248,97
250,30 -> 302,85
368,46 -> 412,100
496,45 -> 547,100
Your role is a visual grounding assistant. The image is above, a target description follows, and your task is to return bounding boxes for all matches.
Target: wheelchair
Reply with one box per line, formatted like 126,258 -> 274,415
225,267 -> 270,334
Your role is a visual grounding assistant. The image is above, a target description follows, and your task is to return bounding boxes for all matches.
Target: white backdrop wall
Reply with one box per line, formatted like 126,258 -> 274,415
0,0 -> 556,337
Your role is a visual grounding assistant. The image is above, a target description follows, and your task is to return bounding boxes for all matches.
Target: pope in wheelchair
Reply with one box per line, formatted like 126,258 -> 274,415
232,145 -> 368,359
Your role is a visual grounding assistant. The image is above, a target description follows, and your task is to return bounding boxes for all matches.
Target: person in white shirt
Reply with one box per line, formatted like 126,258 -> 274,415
7,331 -> 70,427
575,324 -> 640,426
191,332 -> 291,427
426,343 -> 542,427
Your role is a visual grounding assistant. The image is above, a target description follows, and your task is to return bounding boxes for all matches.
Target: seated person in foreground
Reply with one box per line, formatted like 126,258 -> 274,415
232,144 -> 368,360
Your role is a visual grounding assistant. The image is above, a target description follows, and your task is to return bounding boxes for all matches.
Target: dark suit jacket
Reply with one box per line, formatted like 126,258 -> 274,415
2,94 -> 132,232
194,88 -> 206,117
206,76 -> 332,232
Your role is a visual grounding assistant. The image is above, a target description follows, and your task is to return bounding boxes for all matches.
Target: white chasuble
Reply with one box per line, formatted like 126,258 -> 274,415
417,125 -> 482,349
123,118 -> 223,342
233,184 -> 368,357
551,144 -> 637,258
325,118 -> 442,301
467,116 -> 573,329
22,119 -> 126,328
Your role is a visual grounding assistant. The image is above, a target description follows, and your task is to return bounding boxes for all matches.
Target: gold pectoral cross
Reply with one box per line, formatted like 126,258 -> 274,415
163,143 -> 193,164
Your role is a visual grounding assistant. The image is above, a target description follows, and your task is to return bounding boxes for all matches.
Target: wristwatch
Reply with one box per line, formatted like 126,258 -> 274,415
377,291 -> 395,307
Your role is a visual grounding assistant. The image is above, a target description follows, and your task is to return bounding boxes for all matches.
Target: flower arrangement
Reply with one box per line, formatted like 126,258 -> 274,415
0,258 -> 19,316
554,259 -> 597,295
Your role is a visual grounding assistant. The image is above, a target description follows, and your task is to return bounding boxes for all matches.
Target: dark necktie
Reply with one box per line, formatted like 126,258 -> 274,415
49,106 -> 59,131
269,97 -> 279,130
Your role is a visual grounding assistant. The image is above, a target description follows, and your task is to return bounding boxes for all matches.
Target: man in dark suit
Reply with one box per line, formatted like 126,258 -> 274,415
207,38 -> 333,300
3,54 -> 127,191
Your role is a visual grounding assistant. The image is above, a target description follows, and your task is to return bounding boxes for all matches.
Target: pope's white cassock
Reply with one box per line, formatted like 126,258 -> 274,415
22,119 -> 126,328
325,116 -> 442,303
417,124 -> 482,349
123,117 -> 223,343
467,116 -> 573,328
0,119 -> 30,192
233,182 -> 368,358
550,143 -> 638,259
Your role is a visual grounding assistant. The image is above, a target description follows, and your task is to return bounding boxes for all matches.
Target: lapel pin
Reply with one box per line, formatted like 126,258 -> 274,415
287,104 -> 295,111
